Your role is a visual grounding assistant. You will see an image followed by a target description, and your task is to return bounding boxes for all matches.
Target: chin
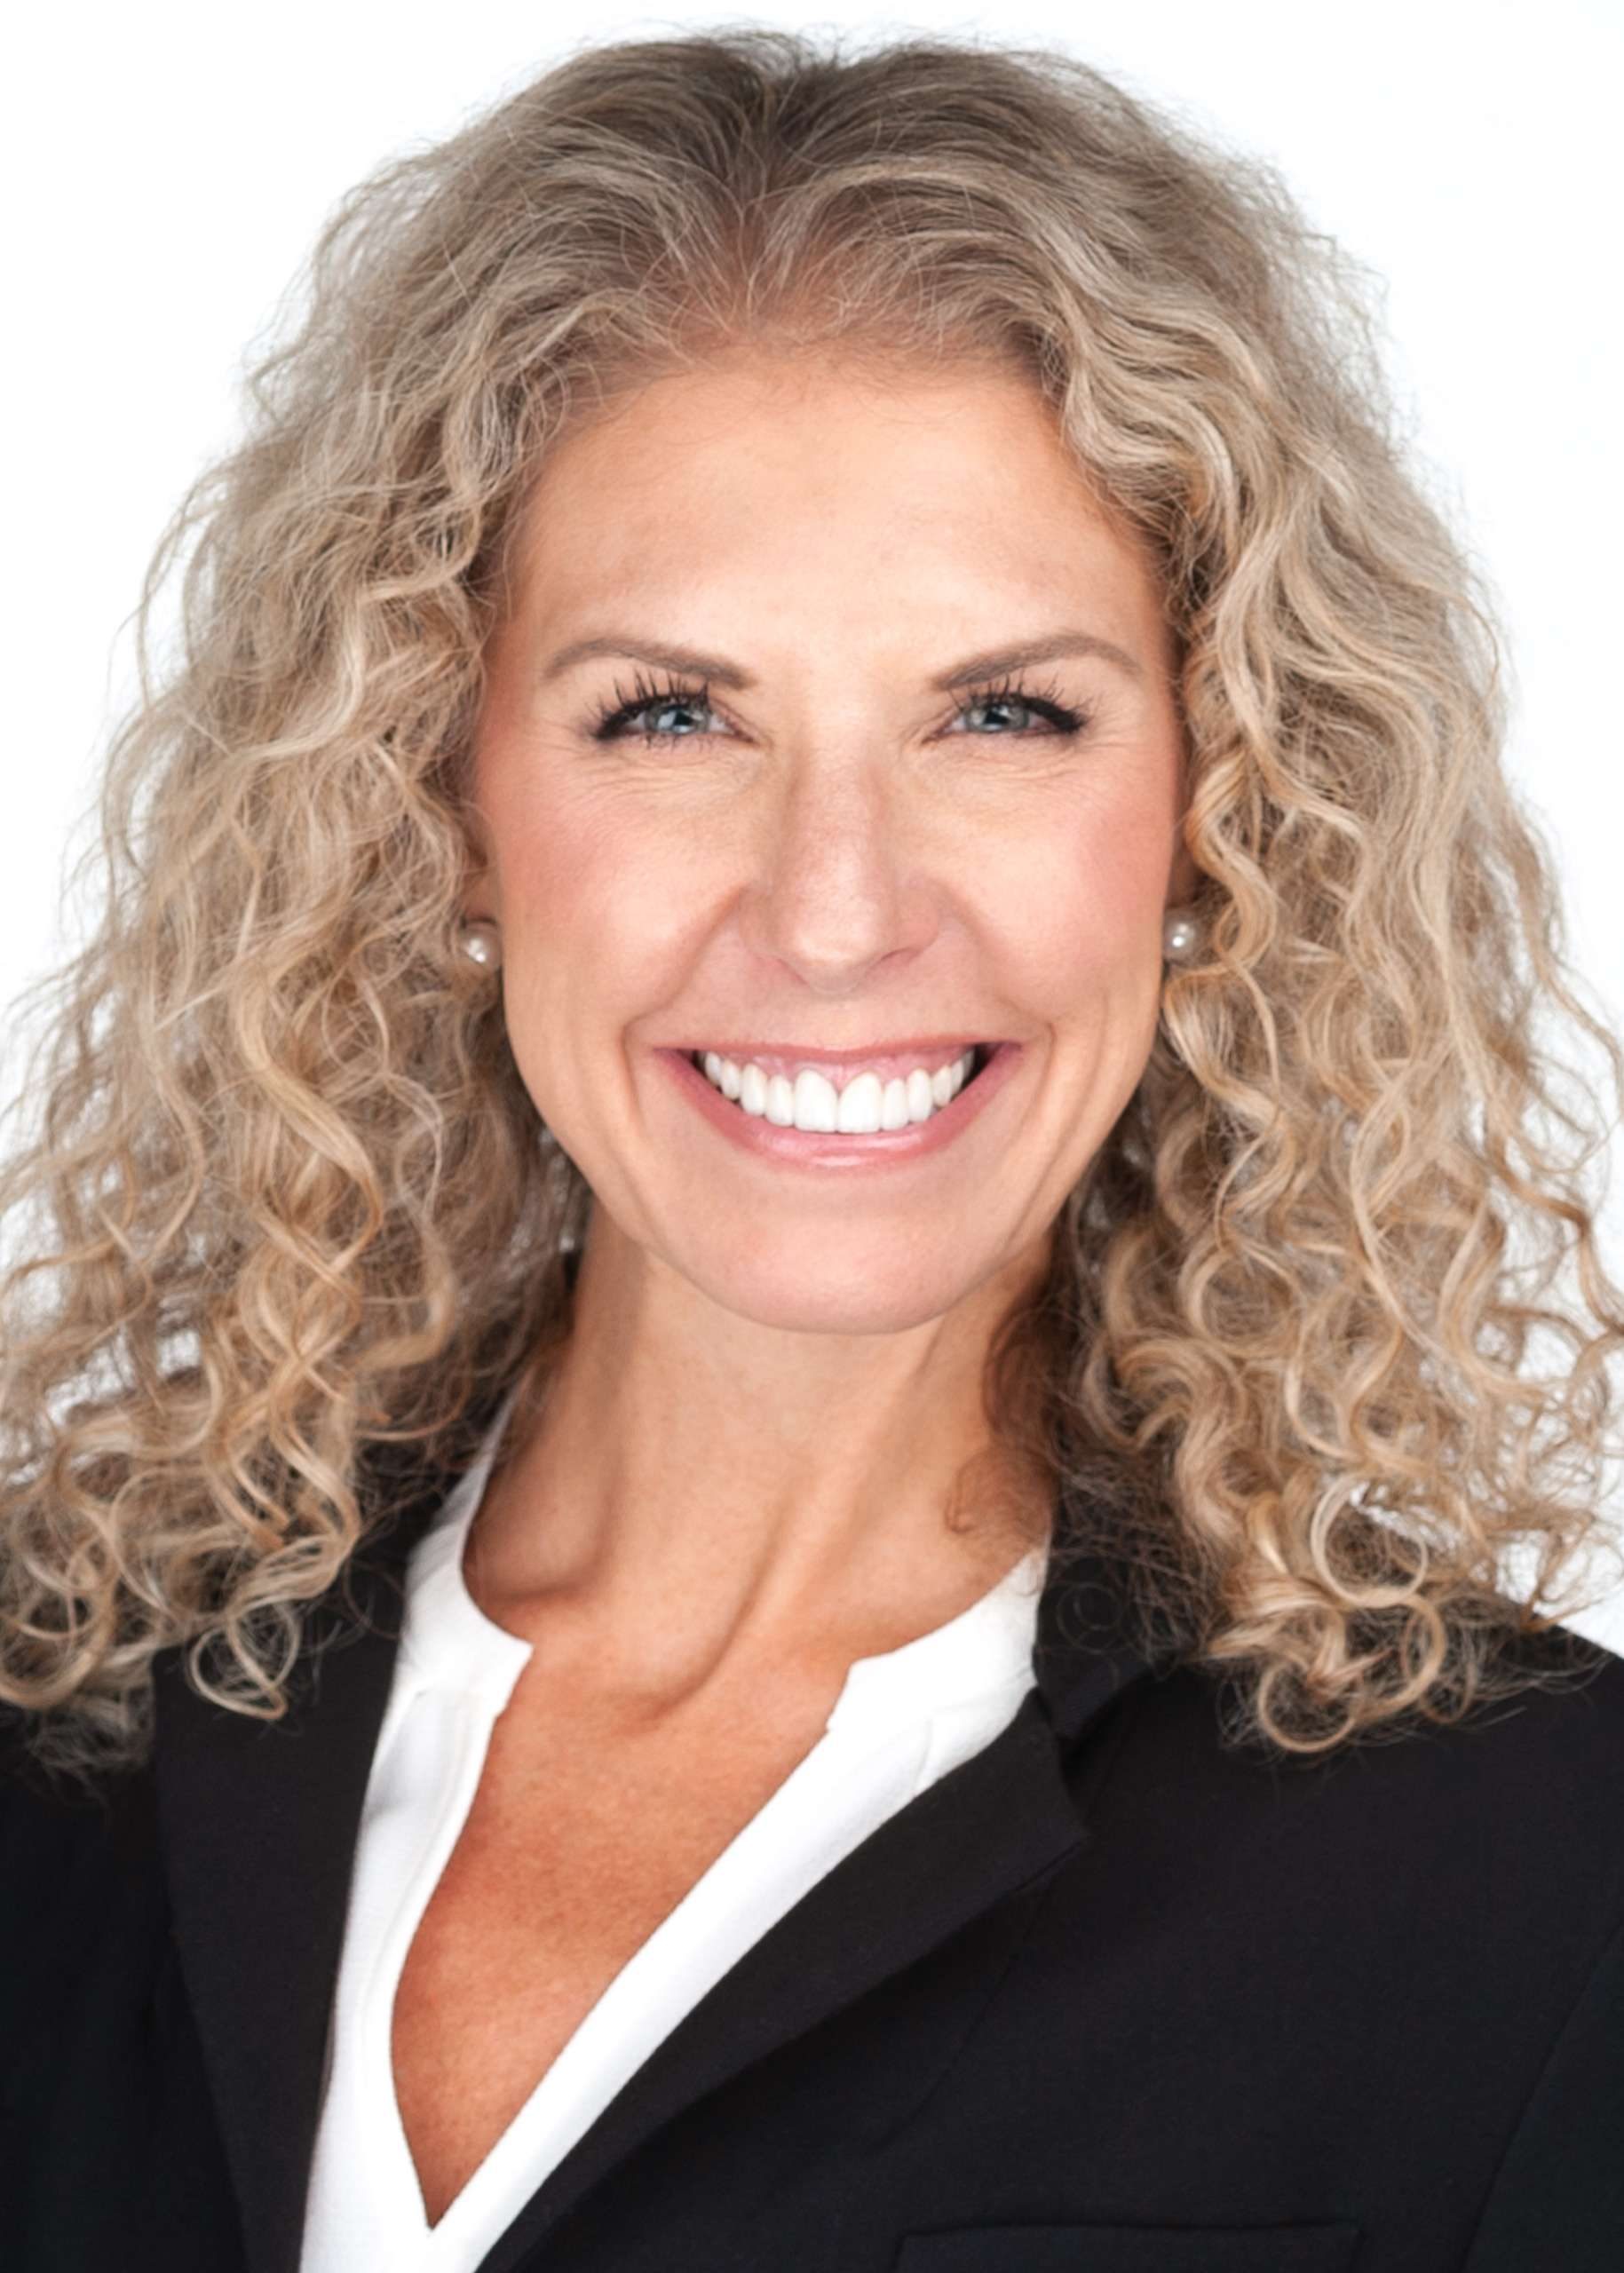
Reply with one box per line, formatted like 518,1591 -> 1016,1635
675,1235 -> 986,1337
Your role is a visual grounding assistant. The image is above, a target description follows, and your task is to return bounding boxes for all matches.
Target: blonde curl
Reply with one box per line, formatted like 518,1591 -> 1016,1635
3,26 -> 1620,1788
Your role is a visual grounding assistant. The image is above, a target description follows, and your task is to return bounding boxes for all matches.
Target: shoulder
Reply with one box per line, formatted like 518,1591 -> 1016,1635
0,1699 -> 156,1920
0,1699 -> 177,2181
1108,1620 -> 1624,1871
0,1693 -> 168,1977
1113,1612 -> 1624,1789
1085,1621 -> 1624,2032
1027,1625 -> 1624,2264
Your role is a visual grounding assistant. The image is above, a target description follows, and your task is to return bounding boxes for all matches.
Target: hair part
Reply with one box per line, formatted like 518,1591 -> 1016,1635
3,24 -> 1621,1789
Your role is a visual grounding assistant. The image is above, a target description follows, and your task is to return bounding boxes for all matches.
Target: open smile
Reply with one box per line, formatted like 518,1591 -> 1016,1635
658,1041 -> 1020,1173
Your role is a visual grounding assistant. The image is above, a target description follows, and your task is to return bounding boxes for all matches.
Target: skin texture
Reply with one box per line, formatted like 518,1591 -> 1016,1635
459,348 -> 1200,1707
391,351 -> 1201,2222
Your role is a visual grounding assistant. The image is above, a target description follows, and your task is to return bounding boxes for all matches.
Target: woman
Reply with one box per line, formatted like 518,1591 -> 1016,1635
2,25 -> 1621,2273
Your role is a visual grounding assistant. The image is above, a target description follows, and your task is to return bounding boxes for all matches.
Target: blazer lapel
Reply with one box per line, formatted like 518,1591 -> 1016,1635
153,1423 -> 1160,2273
472,1594 -> 1154,2273
152,1437 -> 454,2273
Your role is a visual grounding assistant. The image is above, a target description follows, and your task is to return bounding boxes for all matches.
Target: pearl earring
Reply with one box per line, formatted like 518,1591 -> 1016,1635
458,919 -> 503,970
1162,906 -> 1203,963
461,913 -> 1196,971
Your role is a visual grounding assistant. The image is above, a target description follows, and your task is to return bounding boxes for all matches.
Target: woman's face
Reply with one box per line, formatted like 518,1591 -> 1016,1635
469,351 -> 1198,1334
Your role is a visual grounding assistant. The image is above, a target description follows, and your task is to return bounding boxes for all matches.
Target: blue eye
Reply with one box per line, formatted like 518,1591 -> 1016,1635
588,667 -> 1090,745
951,675 -> 1090,738
590,669 -> 718,743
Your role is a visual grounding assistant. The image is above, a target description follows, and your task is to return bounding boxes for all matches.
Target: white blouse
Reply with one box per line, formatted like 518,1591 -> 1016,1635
297,1381 -> 1048,2273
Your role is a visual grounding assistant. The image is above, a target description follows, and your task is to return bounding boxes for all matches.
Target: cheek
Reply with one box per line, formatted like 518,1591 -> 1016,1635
971,792 -> 1172,1019
498,783 -> 682,966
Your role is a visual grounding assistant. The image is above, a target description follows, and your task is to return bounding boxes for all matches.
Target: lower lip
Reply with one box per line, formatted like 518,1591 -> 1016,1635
657,1044 -> 1023,1173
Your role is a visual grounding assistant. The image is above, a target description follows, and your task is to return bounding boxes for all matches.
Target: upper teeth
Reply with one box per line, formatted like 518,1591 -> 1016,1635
698,1049 -> 978,1133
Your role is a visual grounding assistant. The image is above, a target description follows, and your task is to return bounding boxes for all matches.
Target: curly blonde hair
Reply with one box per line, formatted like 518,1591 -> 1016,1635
4,25 -> 1620,1789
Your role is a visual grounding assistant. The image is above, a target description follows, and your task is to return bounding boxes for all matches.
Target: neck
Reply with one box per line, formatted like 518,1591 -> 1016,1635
461,1220 -> 1052,1711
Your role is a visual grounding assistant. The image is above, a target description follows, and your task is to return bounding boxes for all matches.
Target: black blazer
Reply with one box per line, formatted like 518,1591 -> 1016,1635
4,1431 -> 1623,2273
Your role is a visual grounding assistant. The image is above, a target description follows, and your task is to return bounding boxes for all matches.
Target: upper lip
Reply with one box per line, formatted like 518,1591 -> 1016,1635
673,1038 -> 994,1068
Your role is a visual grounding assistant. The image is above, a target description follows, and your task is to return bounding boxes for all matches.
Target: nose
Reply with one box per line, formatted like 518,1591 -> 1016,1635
736,747 -> 941,997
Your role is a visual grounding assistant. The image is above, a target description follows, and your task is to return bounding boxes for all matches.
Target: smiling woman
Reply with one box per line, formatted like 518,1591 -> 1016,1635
456,352 -> 1195,1335
1,23 -> 1622,2273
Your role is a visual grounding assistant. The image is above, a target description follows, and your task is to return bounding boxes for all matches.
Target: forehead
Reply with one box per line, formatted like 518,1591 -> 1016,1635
503,352 -> 1165,632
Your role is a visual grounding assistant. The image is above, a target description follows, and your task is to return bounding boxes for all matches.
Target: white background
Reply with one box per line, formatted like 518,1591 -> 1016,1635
4,3 -> 1620,1651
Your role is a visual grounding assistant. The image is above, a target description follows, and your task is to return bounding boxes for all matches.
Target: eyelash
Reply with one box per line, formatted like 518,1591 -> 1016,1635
587,666 -> 1093,747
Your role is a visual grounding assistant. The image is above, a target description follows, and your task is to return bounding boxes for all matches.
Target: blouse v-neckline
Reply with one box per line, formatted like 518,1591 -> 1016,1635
297,1379 -> 1048,2272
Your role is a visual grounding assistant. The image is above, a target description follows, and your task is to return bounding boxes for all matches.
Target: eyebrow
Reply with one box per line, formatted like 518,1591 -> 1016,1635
535,628 -> 1145,692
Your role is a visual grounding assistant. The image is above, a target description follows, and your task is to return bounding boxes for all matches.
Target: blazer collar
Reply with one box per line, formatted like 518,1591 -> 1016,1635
153,1415 -> 1163,2273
